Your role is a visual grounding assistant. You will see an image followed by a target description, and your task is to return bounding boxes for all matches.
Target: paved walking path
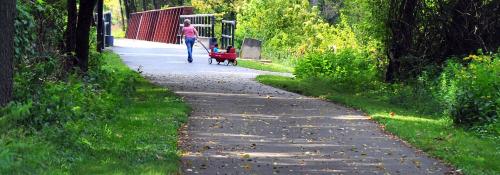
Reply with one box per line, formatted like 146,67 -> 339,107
112,39 -> 451,175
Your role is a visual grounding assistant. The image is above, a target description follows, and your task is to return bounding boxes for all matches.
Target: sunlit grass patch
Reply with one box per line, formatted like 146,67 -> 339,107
238,59 -> 293,73
112,27 -> 126,38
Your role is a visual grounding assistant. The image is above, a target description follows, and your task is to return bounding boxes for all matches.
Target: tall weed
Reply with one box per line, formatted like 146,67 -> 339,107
295,49 -> 379,91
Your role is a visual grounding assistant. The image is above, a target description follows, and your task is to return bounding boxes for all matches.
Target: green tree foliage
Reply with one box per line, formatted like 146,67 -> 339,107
236,0 -> 365,57
191,0 -> 242,19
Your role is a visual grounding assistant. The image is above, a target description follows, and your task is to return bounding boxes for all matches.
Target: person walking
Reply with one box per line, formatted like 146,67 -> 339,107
180,19 -> 199,63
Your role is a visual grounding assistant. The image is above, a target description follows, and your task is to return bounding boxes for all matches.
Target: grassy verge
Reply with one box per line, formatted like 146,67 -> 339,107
0,52 -> 189,174
71,53 -> 190,174
238,59 -> 293,73
256,75 -> 499,175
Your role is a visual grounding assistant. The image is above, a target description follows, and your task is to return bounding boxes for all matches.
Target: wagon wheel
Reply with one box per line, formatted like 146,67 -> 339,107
233,60 -> 238,66
208,58 -> 212,64
224,59 -> 230,66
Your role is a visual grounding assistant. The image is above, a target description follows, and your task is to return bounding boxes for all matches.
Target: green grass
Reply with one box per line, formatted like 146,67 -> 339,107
71,79 -> 189,174
0,52 -> 190,174
238,59 -> 293,73
256,75 -> 500,175
70,54 -> 190,174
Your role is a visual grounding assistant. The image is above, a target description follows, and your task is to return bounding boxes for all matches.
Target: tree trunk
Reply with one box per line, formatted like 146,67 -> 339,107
385,0 -> 418,82
385,45 -> 400,83
75,0 -> 98,72
119,0 -> 126,31
65,0 -> 78,70
97,0 -> 104,52
124,0 -> 130,20
65,0 -> 77,53
0,0 -> 16,106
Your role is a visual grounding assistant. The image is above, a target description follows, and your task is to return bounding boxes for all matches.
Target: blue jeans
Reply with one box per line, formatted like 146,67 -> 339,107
185,37 -> 195,62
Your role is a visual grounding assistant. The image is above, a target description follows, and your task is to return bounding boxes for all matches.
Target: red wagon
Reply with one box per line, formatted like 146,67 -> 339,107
197,40 -> 237,66
208,47 -> 237,66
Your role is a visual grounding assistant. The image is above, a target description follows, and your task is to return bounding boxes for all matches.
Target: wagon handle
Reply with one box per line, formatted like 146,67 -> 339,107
197,40 -> 211,54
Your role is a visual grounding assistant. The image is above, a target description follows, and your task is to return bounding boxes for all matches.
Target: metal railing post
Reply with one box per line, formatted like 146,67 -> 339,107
211,16 -> 215,38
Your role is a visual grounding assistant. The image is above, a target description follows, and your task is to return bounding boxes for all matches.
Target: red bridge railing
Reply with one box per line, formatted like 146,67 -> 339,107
126,6 -> 194,44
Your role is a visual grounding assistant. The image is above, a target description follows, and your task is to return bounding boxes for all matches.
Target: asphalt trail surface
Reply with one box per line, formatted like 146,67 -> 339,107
113,39 -> 451,175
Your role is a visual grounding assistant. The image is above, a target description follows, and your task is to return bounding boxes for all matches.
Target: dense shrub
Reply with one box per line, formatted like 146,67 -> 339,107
295,49 -> 379,91
437,53 -> 500,126
295,49 -> 499,127
12,1 -> 68,100
0,52 -> 139,173
2,52 -> 136,128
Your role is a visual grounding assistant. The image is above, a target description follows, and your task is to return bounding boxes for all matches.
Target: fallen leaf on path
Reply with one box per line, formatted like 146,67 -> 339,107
242,154 -> 251,159
242,163 -> 252,171
412,159 -> 421,168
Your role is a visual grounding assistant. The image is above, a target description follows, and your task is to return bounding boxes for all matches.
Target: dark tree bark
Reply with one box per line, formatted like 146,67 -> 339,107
97,0 -> 104,52
65,0 -> 78,70
65,0 -> 77,53
124,0 -> 131,20
0,0 -> 16,106
75,0 -> 97,72
385,0 -> 419,83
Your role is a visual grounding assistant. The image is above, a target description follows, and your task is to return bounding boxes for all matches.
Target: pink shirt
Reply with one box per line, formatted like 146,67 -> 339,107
182,26 -> 197,38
